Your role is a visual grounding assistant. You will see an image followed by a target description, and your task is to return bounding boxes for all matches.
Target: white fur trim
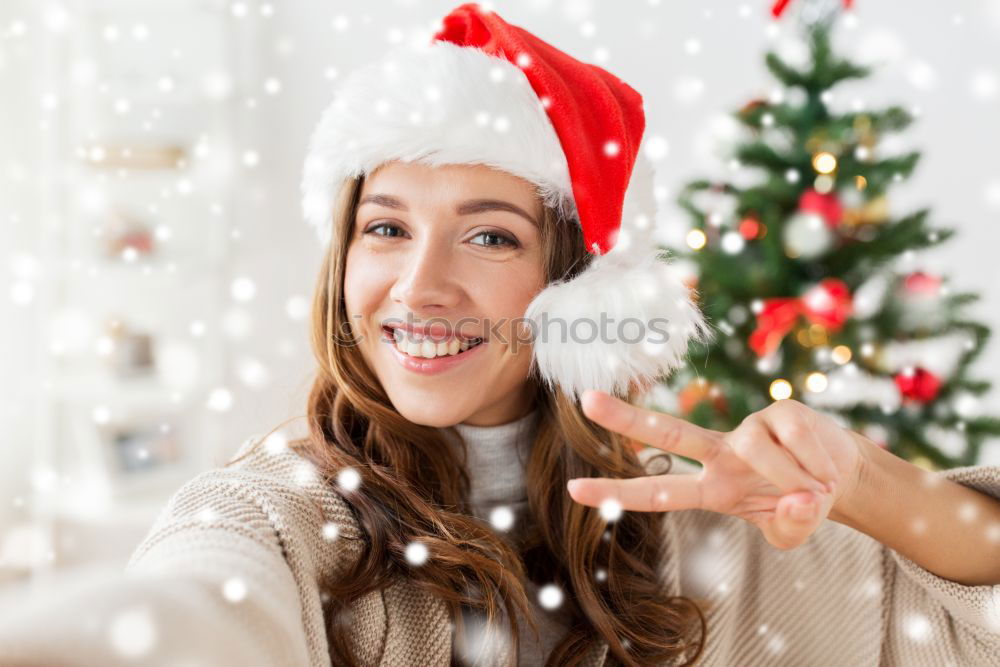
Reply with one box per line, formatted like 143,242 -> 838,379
524,245 -> 711,401
301,40 -> 576,247
523,136 -> 711,400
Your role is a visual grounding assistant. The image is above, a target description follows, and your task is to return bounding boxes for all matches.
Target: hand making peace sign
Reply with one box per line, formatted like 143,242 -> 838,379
568,390 -> 868,551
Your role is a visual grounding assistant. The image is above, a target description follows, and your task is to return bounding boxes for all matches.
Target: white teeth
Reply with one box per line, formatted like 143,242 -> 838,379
390,327 -> 480,359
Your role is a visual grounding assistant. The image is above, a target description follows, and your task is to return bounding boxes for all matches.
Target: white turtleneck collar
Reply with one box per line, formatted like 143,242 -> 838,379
442,408 -> 541,519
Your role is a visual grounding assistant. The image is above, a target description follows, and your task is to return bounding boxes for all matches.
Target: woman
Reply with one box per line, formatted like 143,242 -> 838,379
3,4 -> 1000,667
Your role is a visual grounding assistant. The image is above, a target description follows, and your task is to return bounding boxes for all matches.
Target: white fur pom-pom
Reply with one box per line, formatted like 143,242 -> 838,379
523,248 -> 712,401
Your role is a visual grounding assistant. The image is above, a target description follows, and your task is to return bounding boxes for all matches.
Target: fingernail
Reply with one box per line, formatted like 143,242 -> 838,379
790,498 -> 815,520
567,479 -> 580,494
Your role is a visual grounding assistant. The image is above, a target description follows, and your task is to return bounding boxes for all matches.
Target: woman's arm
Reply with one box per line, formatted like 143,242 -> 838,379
0,462 -> 335,667
830,432 -> 1000,587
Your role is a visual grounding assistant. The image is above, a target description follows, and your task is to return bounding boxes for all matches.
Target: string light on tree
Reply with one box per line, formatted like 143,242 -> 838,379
806,371 -> 828,392
769,378 -> 793,400
812,151 -> 838,174
686,228 -> 708,250
831,345 -> 852,364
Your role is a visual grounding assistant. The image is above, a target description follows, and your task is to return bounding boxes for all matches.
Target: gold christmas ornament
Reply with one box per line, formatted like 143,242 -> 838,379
678,379 -> 728,415
795,324 -> 829,347
853,114 -> 877,148
842,194 -> 889,227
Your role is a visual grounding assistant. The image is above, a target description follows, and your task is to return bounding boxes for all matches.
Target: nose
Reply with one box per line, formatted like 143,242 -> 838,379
389,236 -> 463,313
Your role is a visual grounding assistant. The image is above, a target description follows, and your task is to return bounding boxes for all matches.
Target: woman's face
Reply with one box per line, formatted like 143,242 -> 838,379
344,160 -> 546,427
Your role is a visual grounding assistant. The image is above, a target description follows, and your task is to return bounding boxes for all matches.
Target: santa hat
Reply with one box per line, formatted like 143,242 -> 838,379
301,2 -> 710,400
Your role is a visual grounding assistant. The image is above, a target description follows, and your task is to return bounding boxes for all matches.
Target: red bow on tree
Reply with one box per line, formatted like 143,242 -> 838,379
749,278 -> 854,358
894,367 -> 942,403
771,0 -> 854,18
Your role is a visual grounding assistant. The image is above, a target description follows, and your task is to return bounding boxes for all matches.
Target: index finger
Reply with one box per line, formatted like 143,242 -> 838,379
581,389 -> 721,463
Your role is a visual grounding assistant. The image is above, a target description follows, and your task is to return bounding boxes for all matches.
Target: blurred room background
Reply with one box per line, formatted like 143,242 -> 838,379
2,0 -> 999,607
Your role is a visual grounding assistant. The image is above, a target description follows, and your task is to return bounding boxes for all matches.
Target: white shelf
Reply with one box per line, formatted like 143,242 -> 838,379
31,0 -> 243,578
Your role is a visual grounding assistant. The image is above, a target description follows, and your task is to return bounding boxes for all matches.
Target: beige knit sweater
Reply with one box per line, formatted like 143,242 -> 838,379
2,426 -> 1000,666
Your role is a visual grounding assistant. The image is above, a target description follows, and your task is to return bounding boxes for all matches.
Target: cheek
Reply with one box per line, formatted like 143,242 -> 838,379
467,261 -> 546,340
343,247 -> 393,321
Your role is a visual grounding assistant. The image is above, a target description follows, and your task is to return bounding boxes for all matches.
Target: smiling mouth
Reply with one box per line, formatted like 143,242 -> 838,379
382,326 -> 485,359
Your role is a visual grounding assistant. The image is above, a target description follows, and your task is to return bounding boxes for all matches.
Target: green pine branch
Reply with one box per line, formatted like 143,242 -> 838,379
824,209 -> 957,277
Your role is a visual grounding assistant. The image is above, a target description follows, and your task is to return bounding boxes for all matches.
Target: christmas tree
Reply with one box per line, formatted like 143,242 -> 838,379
662,3 -> 1000,470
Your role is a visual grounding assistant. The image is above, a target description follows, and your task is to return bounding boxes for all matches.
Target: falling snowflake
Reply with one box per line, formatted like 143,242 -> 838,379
222,577 -> 248,603
264,431 -> 289,454
197,507 -> 218,523
599,498 -> 623,522
337,467 -> 361,492
108,605 -> 157,657
489,506 -> 514,531
322,522 -> 340,541
903,613 -> 932,642
206,387 -> 234,412
405,541 -> 429,566
538,583 -> 563,610
294,462 -> 317,486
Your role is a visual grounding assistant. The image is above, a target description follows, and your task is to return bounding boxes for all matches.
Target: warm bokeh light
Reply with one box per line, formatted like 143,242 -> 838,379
686,228 -> 708,250
769,378 -> 793,400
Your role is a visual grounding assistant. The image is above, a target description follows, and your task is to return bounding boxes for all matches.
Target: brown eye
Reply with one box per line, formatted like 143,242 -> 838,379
365,222 -> 406,238
470,230 -> 518,249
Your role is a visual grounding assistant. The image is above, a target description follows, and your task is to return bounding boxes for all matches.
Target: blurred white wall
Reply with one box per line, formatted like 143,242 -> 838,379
1,0 -> 999,583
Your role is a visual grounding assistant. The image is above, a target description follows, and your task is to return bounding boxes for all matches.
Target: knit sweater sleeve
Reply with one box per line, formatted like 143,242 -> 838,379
879,464 -> 1000,661
0,439 -> 363,667
643,449 -> 1000,666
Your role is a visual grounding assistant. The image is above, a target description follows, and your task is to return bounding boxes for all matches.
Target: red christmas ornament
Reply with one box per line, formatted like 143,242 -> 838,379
739,216 -> 763,240
739,98 -> 769,115
798,188 -> 843,228
749,278 -> 853,358
894,367 -> 942,403
771,0 -> 854,19
903,271 -> 943,296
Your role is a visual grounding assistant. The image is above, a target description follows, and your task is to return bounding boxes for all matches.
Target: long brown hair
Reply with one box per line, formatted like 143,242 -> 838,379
236,171 -> 707,666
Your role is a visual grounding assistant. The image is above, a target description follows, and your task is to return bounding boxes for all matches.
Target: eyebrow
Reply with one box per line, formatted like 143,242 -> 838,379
358,193 -> 538,227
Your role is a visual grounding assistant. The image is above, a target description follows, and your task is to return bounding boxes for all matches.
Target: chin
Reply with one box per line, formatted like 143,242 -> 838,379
390,396 -> 466,429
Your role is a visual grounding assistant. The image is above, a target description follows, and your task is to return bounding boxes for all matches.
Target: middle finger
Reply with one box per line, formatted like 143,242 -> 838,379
726,417 -> 828,495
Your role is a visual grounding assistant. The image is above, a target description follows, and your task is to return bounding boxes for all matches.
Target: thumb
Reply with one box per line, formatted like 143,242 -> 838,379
767,491 -> 824,550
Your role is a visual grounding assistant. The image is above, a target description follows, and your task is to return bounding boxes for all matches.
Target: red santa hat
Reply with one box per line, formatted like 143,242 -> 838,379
301,2 -> 710,400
